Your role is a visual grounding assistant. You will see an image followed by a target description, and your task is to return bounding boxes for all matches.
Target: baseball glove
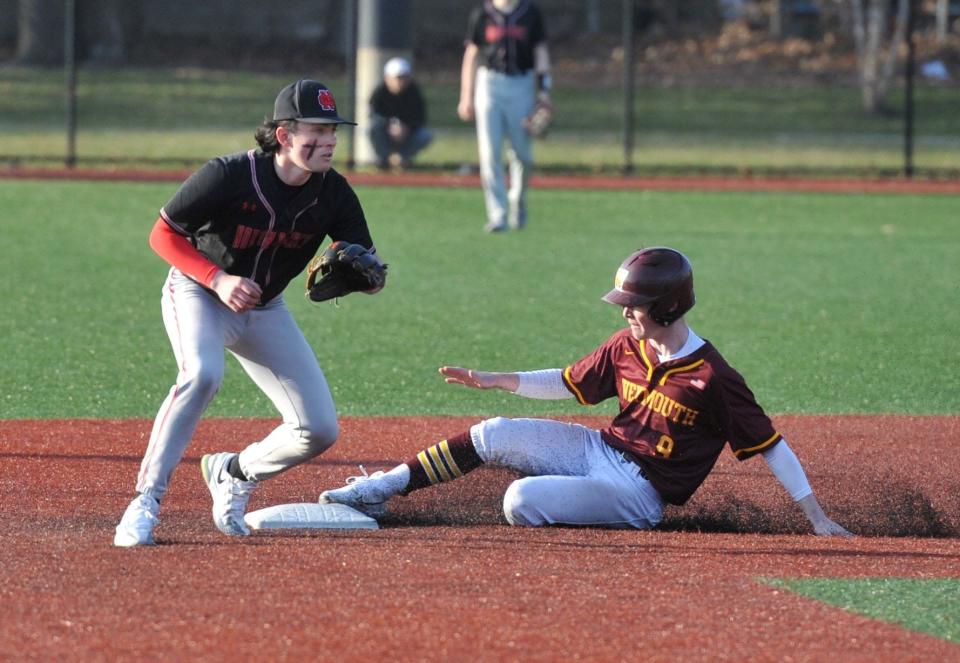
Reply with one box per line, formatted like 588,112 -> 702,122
305,241 -> 387,303
524,99 -> 553,139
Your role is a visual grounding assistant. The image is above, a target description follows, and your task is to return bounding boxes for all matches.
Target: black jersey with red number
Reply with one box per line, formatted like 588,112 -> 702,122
562,329 -> 782,505
466,0 -> 547,75
160,149 -> 374,304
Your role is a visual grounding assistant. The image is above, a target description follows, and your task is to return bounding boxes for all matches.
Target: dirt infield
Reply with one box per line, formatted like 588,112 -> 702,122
4,166 -> 960,195
1,415 -> 958,660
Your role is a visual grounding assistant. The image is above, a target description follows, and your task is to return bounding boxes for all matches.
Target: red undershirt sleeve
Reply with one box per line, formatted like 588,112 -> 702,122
149,217 -> 221,288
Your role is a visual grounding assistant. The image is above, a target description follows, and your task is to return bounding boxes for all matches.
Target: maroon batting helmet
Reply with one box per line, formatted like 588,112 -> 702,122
602,247 -> 695,326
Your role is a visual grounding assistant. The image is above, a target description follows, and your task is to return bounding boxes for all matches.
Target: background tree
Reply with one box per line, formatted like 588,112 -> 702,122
16,0 -> 63,65
850,0 -> 910,114
934,0 -> 951,44
81,0 -> 129,64
15,0 -> 133,66
770,0 -> 788,38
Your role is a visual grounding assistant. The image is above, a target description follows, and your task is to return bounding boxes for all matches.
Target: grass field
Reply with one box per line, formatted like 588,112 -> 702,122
1,178 -> 957,418
1,66 -> 958,175
763,578 -> 959,643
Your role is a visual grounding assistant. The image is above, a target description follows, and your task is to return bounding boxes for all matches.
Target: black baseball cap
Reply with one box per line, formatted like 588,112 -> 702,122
273,79 -> 357,125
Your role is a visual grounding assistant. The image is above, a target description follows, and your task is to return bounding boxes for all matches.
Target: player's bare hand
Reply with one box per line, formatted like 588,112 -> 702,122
797,495 -> 853,537
440,366 -> 498,390
813,519 -> 854,537
457,100 -> 475,122
211,272 -> 262,313
440,366 -> 491,389
388,118 -> 409,142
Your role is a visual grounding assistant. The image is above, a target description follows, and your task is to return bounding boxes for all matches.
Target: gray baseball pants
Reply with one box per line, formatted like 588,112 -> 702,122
134,269 -> 338,500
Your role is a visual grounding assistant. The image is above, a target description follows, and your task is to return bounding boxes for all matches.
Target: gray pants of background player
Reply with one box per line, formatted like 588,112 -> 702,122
471,417 -> 665,528
134,269 -> 338,501
474,67 -> 535,230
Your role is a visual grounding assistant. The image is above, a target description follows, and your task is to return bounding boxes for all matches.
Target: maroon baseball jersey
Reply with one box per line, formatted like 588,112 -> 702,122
562,329 -> 782,505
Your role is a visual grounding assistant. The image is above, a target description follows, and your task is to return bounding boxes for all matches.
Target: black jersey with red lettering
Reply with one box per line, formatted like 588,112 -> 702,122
562,328 -> 782,505
160,148 -> 374,304
466,0 -> 547,75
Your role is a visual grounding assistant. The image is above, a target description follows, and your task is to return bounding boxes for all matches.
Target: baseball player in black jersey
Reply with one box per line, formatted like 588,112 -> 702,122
114,80 -> 386,547
459,0 -> 551,232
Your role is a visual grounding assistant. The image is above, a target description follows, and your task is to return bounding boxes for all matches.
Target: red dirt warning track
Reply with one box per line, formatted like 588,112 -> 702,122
1,415 -> 958,661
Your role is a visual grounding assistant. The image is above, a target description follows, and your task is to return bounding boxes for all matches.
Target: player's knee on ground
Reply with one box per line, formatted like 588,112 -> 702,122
502,478 -> 548,527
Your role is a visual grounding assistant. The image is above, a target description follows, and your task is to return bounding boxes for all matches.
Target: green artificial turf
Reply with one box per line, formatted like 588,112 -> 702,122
762,578 -> 960,643
0,180 -> 957,418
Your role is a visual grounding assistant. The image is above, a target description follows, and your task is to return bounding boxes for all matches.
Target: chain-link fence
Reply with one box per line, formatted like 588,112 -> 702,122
1,0 -> 958,178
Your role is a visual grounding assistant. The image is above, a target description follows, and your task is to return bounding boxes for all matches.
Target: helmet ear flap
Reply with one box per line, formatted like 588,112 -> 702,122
644,272 -> 695,326
647,300 -> 677,327
646,298 -> 678,326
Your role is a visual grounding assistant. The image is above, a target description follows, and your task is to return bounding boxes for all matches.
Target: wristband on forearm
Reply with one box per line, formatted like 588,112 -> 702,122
514,369 -> 571,399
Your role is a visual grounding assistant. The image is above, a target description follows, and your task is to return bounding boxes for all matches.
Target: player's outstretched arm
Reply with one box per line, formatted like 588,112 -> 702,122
762,440 -> 854,537
439,366 -> 518,392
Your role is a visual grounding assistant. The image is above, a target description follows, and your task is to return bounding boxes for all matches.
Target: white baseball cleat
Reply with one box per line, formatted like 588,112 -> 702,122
319,466 -> 390,519
200,452 -> 256,536
114,493 -> 160,547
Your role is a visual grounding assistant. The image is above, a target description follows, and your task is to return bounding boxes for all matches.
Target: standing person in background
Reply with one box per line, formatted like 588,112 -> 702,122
113,79 -> 387,547
368,57 -> 433,171
458,0 -> 551,233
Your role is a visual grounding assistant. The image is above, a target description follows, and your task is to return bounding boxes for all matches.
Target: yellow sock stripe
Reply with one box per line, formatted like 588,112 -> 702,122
427,445 -> 453,482
417,450 -> 440,485
438,439 -> 464,478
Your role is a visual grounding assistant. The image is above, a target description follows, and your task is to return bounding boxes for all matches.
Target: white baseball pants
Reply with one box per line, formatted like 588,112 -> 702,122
135,269 -> 338,500
474,67 -> 535,229
470,417 -> 664,529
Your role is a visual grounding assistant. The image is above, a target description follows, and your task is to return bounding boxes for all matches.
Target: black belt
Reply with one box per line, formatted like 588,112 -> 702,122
621,451 -> 649,480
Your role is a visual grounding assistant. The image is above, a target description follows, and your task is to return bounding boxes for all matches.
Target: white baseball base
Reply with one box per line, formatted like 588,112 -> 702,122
244,502 -> 379,530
